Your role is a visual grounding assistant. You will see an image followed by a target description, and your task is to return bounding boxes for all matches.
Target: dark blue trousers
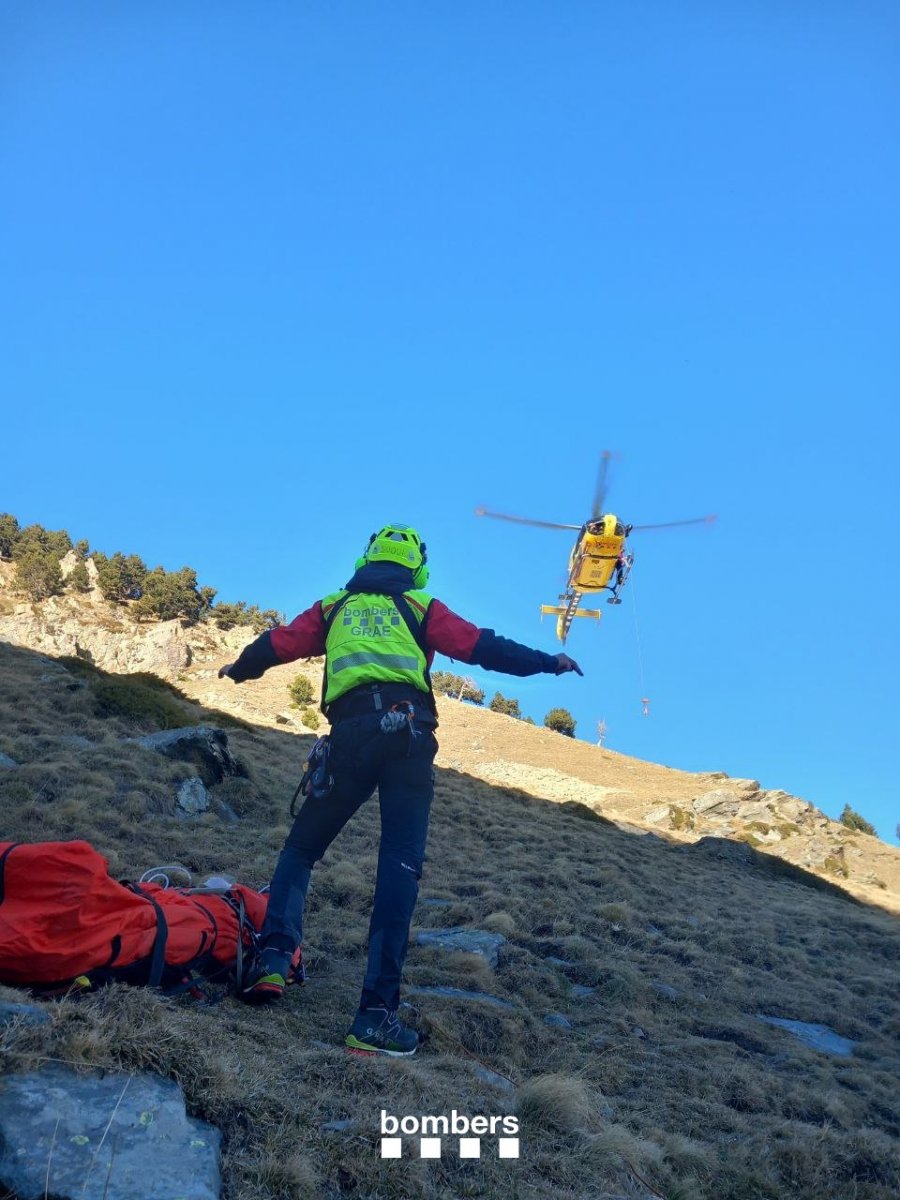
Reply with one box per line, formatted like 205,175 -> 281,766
260,713 -> 437,1011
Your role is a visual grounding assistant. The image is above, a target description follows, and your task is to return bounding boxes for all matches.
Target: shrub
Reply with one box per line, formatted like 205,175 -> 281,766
289,675 -> 315,706
544,706 -> 576,737
301,707 -> 320,730
0,513 -> 20,559
840,804 -> 877,836
94,552 -> 147,603
67,559 -> 91,593
14,547 -> 63,601
432,671 -> 484,705
489,691 -> 521,718
91,673 -> 189,729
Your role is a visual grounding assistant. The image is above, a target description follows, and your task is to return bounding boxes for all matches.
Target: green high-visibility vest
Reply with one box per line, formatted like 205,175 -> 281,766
321,589 -> 432,706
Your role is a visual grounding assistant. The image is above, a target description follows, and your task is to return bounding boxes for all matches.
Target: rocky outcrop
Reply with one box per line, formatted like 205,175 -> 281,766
0,596 -> 191,678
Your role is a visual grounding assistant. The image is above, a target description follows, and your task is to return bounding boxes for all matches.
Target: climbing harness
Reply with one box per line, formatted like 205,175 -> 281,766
290,736 -> 334,816
380,700 -> 420,753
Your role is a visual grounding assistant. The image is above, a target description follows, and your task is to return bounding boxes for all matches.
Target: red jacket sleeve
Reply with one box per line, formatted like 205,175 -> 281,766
424,599 -> 482,662
425,598 -> 560,676
270,601 -> 327,663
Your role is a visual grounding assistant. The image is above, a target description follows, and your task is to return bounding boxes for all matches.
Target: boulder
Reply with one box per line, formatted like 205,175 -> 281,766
415,927 -> 506,967
0,753 -> 17,769
692,789 -> 745,817
175,777 -> 210,816
543,1013 -> 573,1030
0,1065 -> 220,1200
134,727 -> 239,786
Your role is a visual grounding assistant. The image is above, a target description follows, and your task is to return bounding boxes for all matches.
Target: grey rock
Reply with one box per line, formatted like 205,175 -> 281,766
571,984 -> 596,999
755,1015 -> 856,1057
0,1065 -> 220,1200
544,1013 -> 573,1030
214,800 -> 241,824
0,1001 -> 50,1029
692,788 -> 745,817
653,982 -> 679,1001
415,927 -> 505,967
406,985 -> 516,1011
0,752 -> 17,768
473,1066 -> 515,1093
133,726 -> 239,786
322,1118 -> 355,1132
686,915 -> 700,928
175,777 -> 210,815
632,1026 -> 647,1039
545,955 -> 576,968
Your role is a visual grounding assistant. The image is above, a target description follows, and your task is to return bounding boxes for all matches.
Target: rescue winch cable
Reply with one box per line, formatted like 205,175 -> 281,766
630,573 -> 649,716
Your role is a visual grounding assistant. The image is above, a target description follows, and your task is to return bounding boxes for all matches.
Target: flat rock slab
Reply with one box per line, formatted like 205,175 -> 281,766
407,985 -> 516,1011
0,1065 -> 221,1200
133,726 -> 238,786
415,927 -> 505,967
755,1015 -> 856,1057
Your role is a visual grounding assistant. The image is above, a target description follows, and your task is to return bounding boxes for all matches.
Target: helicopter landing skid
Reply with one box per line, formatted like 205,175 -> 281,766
541,601 -> 601,644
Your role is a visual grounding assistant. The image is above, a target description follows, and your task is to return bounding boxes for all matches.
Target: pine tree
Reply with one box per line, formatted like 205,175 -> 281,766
544,706 -> 576,737
0,513 -> 20,560
15,547 -> 63,601
489,691 -> 522,718
839,804 -> 877,837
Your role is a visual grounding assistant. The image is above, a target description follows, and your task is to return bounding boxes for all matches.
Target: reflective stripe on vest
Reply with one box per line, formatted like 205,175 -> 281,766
322,589 -> 432,705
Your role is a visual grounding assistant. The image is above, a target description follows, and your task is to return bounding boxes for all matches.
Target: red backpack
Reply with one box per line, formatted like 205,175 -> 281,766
0,840 -> 301,994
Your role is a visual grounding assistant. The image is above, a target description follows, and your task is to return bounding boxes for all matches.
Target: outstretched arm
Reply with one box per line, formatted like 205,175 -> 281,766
425,599 -> 583,677
220,601 -> 327,682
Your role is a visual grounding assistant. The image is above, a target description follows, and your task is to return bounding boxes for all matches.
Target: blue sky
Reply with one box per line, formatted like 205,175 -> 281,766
2,3 -> 898,841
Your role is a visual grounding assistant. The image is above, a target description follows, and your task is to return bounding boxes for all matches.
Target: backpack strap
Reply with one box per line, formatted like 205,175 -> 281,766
126,884 -> 169,989
391,593 -> 432,693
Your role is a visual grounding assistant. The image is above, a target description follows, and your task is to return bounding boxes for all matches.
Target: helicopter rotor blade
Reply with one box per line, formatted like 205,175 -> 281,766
474,506 -> 581,532
630,514 -> 718,532
591,450 -> 615,519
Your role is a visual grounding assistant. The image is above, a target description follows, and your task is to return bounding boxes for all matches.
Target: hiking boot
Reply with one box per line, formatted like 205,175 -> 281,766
239,950 -> 290,1005
345,1007 -> 420,1056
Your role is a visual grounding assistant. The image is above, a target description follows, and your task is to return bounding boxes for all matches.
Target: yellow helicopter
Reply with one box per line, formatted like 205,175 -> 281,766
476,453 -> 716,643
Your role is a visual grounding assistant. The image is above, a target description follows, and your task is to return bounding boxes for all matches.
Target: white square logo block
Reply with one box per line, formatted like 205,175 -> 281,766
498,1137 -> 520,1159
459,1137 -> 481,1158
380,1137 -> 402,1159
420,1137 -> 442,1159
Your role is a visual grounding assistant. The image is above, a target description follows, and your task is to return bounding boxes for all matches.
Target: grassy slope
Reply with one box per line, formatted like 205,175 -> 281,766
1,641 -> 899,1200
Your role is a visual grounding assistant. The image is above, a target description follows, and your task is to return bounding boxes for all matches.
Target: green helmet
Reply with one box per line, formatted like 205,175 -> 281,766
357,524 -> 429,588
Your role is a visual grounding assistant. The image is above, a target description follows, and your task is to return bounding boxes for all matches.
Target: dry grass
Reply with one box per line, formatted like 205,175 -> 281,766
1,641 -> 899,1200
